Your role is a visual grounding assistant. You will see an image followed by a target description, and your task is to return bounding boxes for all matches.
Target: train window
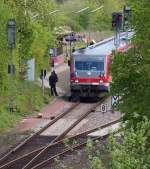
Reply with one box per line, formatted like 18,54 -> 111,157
75,60 -> 104,71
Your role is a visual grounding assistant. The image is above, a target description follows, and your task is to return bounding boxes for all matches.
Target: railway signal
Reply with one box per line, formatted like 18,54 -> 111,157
123,6 -> 131,28
40,69 -> 46,79
117,13 -> 123,29
7,19 -> 16,48
40,69 -> 47,96
123,6 -> 131,44
112,13 -> 117,28
112,13 -> 118,29
112,20 -> 116,28
112,12 -> 123,30
7,19 -> 16,112
112,12 -> 123,48
8,64 -> 15,74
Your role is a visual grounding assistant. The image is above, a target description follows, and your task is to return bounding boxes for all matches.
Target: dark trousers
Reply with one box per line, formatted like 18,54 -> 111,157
50,85 -> 58,96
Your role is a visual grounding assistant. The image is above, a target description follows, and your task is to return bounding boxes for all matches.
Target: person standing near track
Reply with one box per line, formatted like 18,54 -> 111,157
49,70 -> 58,96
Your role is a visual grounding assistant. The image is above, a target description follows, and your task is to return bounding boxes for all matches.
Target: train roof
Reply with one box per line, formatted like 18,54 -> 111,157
72,31 -> 134,57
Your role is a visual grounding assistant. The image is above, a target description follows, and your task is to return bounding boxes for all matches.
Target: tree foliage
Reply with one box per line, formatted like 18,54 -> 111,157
58,0 -> 124,31
0,1 -> 14,92
0,0 -> 58,123
109,119 -> 150,169
111,0 -> 150,126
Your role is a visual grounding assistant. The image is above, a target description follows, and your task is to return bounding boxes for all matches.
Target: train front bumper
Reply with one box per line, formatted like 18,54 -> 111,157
71,82 -> 109,97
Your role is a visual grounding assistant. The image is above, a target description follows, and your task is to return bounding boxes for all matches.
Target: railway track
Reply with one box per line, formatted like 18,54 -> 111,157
0,102 -> 80,166
0,119 -> 120,169
0,97 -> 107,169
31,119 -> 120,169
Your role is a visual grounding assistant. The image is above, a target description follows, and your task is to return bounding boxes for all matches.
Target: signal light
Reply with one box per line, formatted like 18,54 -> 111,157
112,21 -> 116,28
112,12 -> 123,29
117,13 -> 122,29
112,12 -> 117,29
118,14 -> 122,20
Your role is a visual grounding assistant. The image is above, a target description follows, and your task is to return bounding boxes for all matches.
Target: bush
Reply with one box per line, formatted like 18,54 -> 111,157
0,81 -> 51,132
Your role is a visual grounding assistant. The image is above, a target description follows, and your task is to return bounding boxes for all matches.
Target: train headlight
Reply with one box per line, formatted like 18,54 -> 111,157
75,79 -> 79,83
99,80 -> 103,83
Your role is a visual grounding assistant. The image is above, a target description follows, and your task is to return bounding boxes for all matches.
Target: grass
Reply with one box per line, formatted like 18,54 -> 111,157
0,81 -> 51,133
0,108 -> 20,132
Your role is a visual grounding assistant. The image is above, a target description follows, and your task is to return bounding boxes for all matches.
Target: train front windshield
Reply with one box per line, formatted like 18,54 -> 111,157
75,60 -> 104,72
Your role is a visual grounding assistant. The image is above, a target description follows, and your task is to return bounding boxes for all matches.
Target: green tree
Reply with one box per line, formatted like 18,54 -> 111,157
0,0 -> 13,93
87,0 -> 125,31
0,0 -> 58,127
109,119 -> 150,169
110,0 -> 150,126
4,0 -> 58,79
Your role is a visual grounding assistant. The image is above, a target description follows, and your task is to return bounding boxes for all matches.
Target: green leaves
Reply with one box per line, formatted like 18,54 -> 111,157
111,0 -> 150,126
0,1 -> 13,92
109,119 -> 150,169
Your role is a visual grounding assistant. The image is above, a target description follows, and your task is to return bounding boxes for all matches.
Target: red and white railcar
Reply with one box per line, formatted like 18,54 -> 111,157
69,32 -> 133,97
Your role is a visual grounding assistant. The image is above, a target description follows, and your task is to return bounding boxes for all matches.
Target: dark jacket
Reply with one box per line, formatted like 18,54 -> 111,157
49,71 -> 58,87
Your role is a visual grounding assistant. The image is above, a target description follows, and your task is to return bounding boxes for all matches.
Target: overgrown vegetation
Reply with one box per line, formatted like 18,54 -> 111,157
0,81 -> 50,132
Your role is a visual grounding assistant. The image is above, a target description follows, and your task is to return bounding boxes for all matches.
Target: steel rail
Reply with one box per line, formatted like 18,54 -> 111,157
0,118 -> 120,169
0,102 -> 80,165
22,99 -> 106,169
32,122 -> 120,169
